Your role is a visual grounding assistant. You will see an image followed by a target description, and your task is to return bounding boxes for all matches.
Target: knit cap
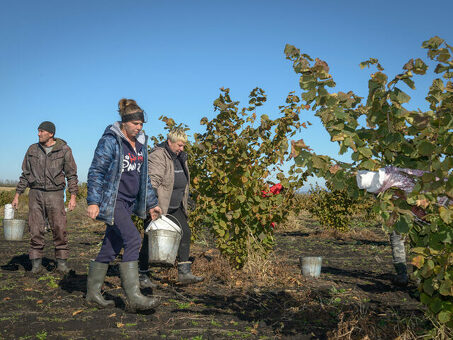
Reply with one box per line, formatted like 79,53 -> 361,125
38,121 -> 56,135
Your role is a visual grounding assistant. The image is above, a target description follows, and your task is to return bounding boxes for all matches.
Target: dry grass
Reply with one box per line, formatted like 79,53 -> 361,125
277,209 -> 318,233
189,245 -> 306,292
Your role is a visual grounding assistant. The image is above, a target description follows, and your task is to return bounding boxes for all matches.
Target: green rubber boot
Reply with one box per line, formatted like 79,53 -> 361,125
56,259 -> 71,274
139,272 -> 158,289
119,261 -> 160,311
31,258 -> 43,274
86,261 -> 114,308
392,262 -> 408,287
177,262 -> 204,284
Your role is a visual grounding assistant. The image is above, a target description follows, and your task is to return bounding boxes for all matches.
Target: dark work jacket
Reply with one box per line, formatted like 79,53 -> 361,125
16,138 -> 78,195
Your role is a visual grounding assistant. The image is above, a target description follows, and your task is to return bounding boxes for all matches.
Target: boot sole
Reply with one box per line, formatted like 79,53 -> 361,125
177,279 -> 204,285
126,302 -> 160,312
85,297 -> 114,308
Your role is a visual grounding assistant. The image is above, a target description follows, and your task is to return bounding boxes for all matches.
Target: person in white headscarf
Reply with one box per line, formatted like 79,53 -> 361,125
356,166 -> 428,286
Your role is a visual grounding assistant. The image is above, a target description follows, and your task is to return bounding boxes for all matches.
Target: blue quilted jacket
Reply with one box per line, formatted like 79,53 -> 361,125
87,122 -> 158,225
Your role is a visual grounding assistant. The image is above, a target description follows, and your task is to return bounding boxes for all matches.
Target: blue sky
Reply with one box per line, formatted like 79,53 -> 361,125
1,0 -> 452,188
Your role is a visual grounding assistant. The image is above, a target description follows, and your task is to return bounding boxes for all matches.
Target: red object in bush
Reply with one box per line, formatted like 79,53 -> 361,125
260,183 -> 283,229
270,183 -> 283,195
261,183 -> 283,197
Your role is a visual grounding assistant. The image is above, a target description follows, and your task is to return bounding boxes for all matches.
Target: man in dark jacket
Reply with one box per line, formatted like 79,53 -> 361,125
12,121 -> 78,274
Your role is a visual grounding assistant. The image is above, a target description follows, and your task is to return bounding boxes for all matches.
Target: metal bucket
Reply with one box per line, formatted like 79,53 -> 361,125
147,229 -> 182,265
3,219 -> 26,241
147,215 -> 182,266
300,256 -> 322,278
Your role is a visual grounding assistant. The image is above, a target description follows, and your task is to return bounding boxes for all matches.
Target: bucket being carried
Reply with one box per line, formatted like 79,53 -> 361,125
145,215 -> 182,266
3,219 -> 26,241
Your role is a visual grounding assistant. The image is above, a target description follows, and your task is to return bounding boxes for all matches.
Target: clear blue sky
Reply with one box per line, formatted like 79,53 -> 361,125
1,0 -> 452,188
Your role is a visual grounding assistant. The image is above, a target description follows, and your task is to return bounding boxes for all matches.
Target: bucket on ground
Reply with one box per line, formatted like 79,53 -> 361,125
300,256 -> 322,278
3,219 -> 26,241
4,204 -> 14,219
145,215 -> 182,266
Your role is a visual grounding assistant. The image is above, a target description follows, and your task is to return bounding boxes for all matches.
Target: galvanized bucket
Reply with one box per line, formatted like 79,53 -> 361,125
300,256 -> 322,278
147,215 -> 182,266
3,219 -> 26,241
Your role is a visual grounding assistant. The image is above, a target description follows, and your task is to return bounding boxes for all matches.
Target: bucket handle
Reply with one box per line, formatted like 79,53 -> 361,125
161,214 -> 183,236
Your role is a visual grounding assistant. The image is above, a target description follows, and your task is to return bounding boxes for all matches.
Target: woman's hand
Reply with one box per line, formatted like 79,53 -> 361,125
87,204 -> 100,219
149,206 -> 162,221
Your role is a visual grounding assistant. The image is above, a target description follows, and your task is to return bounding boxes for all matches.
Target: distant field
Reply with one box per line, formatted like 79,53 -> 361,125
0,187 -> 15,191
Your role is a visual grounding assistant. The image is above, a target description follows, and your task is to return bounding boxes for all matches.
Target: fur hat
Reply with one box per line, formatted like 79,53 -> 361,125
38,121 -> 56,135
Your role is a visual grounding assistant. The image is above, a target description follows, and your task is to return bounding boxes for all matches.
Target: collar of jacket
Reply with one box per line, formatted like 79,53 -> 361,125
37,138 -> 66,153
108,121 -> 146,145
158,141 -> 187,162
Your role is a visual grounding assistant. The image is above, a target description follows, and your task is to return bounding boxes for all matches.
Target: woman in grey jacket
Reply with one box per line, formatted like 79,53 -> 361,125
86,98 -> 162,311
139,128 -> 203,286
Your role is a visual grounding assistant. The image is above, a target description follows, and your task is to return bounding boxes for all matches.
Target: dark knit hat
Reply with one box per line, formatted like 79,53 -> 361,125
38,121 -> 56,135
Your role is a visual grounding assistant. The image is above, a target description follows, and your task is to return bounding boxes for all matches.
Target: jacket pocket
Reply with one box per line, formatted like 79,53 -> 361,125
28,152 -> 41,170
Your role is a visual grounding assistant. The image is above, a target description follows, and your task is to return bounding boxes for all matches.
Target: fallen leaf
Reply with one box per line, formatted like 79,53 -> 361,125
116,322 -> 124,328
24,288 -> 33,292
3,297 -> 11,301
72,310 -> 82,316
37,300 -> 43,304
108,313 -> 116,318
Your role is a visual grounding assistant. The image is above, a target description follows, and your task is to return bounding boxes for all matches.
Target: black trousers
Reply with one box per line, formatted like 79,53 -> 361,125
139,206 -> 191,271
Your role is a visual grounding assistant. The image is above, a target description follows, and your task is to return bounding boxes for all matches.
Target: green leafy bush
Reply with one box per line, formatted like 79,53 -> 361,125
0,190 -> 15,207
187,88 -> 308,268
307,184 -> 358,232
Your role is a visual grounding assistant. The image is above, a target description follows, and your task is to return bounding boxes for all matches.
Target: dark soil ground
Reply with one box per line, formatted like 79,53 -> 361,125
0,202 -> 429,339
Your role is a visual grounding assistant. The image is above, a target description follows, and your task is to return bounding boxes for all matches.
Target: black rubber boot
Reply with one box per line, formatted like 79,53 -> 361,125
119,261 -> 160,311
86,261 -> 114,308
139,272 -> 158,289
392,262 -> 408,287
31,258 -> 43,274
177,262 -> 204,284
56,259 -> 71,274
